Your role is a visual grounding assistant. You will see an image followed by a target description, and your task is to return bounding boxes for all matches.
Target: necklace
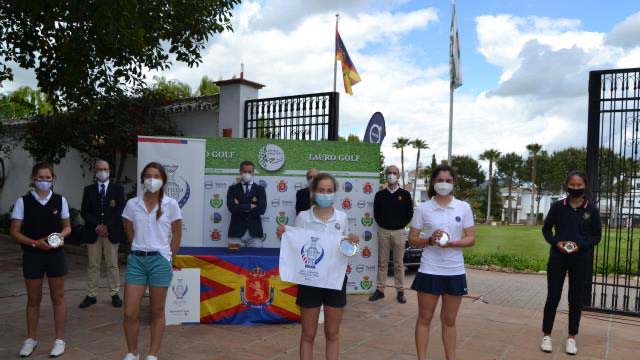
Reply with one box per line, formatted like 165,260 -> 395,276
314,208 -> 334,223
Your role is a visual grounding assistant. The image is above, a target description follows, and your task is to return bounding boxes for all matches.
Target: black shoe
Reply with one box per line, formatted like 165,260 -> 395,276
78,296 -> 96,308
397,291 -> 407,304
368,289 -> 385,301
111,294 -> 123,308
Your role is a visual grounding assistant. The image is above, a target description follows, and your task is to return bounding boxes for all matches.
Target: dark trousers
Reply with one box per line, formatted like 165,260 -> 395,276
542,253 -> 590,335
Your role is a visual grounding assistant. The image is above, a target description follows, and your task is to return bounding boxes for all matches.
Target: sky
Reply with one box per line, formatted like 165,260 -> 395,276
2,0 -> 640,171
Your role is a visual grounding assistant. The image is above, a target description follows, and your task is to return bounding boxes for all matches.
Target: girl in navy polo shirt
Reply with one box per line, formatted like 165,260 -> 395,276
10,162 -> 71,358
540,171 -> 601,355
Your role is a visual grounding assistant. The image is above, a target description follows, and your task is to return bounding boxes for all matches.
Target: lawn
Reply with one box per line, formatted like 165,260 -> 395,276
464,225 -> 639,273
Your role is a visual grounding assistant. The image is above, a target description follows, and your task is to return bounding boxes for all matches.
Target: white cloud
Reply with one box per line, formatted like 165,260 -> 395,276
606,11 -> 640,49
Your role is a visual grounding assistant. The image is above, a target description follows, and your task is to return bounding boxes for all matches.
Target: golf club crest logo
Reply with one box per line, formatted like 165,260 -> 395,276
363,230 -> 373,241
583,212 -> 591,220
210,229 -> 222,241
276,211 -> 289,225
258,179 -> 268,189
343,181 -> 353,193
172,278 -> 188,300
361,213 -> 374,227
277,180 -> 288,192
360,276 -> 372,290
211,212 -> 222,224
341,197 -> 352,210
210,193 -> 223,208
301,236 -> 325,269
362,182 -> 373,194
162,164 -> 191,208
361,246 -> 372,258
240,266 -> 274,308
258,144 -> 286,172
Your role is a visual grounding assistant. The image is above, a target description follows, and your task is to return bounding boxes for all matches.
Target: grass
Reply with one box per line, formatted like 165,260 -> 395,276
465,224 -> 640,273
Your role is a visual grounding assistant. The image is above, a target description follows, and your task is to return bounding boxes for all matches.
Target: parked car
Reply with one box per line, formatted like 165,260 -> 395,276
388,228 -> 422,272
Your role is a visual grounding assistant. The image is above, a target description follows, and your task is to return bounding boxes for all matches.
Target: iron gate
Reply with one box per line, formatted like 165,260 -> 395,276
244,92 -> 339,141
586,67 -> 640,316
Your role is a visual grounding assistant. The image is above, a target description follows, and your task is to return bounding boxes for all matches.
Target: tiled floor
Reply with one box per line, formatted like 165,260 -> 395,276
1,237 -> 638,359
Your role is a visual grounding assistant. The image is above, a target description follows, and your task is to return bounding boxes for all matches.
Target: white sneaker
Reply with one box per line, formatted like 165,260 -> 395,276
146,356 -> 158,360
540,335 -> 552,353
49,339 -> 65,357
19,338 -> 37,357
123,353 -> 140,360
566,338 -> 578,355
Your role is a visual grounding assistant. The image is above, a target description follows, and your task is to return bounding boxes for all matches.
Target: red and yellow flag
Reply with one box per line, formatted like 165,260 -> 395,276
336,30 -> 361,95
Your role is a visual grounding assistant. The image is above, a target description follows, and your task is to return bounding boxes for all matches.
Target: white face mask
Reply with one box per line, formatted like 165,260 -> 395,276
241,173 -> 253,183
387,174 -> 398,185
96,171 -> 110,182
434,182 -> 453,196
34,180 -> 53,192
144,178 -> 163,193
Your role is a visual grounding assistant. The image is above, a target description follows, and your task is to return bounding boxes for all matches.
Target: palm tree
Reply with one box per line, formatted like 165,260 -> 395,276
479,149 -> 501,224
411,139 -> 429,202
392,137 -> 411,187
526,143 -> 542,225
497,152 -> 523,224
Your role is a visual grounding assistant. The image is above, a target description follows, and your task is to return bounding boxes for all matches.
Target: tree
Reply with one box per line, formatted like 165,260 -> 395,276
151,76 -> 192,99
497,152 -> 524,224
393,137 -> 411,187
479,177 -> 503,221
479,149 -> 501,223
0,1 -> 240,108
525,143 -> 542,224
1,86 -> 53,156
451,155 -> 485,200
197,75 -> 220,96
411,139 -> 429,203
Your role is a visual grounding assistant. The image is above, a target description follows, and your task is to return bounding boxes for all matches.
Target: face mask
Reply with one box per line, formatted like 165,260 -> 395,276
315,193 -> 335,208
567,188 -> 585,198
387,174 -> 398,185
434,182 -> 453,196
144,178 -> 163,193
96,171 -> 110,182
34,180 -> 53,192
241,173 -> 253,183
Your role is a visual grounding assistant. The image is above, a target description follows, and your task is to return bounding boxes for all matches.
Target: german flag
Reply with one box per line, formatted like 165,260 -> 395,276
336,30 -> 361,95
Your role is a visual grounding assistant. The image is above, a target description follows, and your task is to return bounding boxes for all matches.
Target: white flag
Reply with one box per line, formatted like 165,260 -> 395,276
279,226 -> 347,290
450,0 -> 462,89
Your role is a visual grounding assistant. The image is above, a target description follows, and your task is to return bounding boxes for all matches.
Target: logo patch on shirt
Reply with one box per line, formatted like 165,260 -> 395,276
455,216 -> 461,222
335,223 -> 341,230
398,196 -> 403,201
583,212 -> 591,220
52,208 -> 58,215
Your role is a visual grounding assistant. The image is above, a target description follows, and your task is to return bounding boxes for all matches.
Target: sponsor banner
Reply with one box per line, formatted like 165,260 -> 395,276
279,227 -> 346,290
165,268 -> 200,325
137,136 -> 205,247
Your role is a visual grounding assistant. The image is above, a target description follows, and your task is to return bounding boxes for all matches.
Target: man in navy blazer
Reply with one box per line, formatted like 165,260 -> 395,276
226,160 -> 267,248
79,159 -> 126,308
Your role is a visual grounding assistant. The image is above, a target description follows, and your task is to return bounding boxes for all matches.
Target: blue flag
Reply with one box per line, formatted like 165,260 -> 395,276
363,112 -> 386,144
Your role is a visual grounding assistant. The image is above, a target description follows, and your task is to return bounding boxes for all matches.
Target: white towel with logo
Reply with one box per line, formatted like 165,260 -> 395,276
279,226 -> 346,290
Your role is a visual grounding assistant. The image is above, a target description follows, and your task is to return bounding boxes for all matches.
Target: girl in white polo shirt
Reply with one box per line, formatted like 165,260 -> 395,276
276,172 -> 358,360
121,162 -> 182,360
408,165 -> 476,360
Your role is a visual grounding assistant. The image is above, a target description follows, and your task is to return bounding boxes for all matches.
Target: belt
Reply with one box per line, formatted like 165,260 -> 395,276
129,250 -> 159,256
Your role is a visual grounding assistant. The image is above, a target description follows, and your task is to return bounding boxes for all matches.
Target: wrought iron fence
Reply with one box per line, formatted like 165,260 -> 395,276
586,67 -> 640,316
244,92 -> 339,141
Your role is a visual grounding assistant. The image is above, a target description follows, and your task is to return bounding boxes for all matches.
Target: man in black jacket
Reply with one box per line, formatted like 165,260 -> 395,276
295,167 -> 318,215
369,165 -> 413,303
79,159 -> 126,308
226,160 -> 267,249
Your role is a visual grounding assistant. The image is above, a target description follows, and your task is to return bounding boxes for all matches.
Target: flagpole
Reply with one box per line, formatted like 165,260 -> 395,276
333,14 -> 339,93
448,83 -> 453,166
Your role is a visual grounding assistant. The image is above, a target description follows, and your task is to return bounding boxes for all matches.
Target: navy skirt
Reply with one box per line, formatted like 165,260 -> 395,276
411,272 -> 468,296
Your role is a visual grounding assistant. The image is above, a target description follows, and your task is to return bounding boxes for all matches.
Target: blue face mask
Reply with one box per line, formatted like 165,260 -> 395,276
315,193 -> 335,208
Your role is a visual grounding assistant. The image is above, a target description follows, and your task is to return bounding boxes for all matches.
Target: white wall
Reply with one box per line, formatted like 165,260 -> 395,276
172,109 -> 219,138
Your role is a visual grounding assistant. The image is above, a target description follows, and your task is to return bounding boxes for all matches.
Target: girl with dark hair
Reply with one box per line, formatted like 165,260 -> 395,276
408,165 -> 476,360
276,172 -> 359,360
10,162 -> 71,357
540,170 -> 601,355
121,162 -> 182,360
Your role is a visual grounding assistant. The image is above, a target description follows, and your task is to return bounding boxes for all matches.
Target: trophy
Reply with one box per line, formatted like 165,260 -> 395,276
163,164 -> 181,201
563,242 -> 576,253
306,237 -> 321,263
339,237 -> 359,257
47,233 -> 63,248
437,231 -> 451,246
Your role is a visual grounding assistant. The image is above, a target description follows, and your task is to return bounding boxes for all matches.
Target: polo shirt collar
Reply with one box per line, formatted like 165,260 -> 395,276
387,185 -> 400,194
431,196 -> 456,210
31,190 -> 52,202
310,206 -> 337,223
562,197 -> 589,209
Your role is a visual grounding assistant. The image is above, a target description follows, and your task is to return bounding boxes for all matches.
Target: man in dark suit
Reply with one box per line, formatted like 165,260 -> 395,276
295,167 -> 318,215
79,159 -> 126,308
226,160 -> 267,249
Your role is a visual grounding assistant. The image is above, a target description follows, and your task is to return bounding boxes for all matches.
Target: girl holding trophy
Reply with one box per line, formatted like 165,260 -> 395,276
121,162 -> 182,360
10,162 -> 71,357
540,171 -> 601,355
408,165 -> 476,360
276,172 -> 359,360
